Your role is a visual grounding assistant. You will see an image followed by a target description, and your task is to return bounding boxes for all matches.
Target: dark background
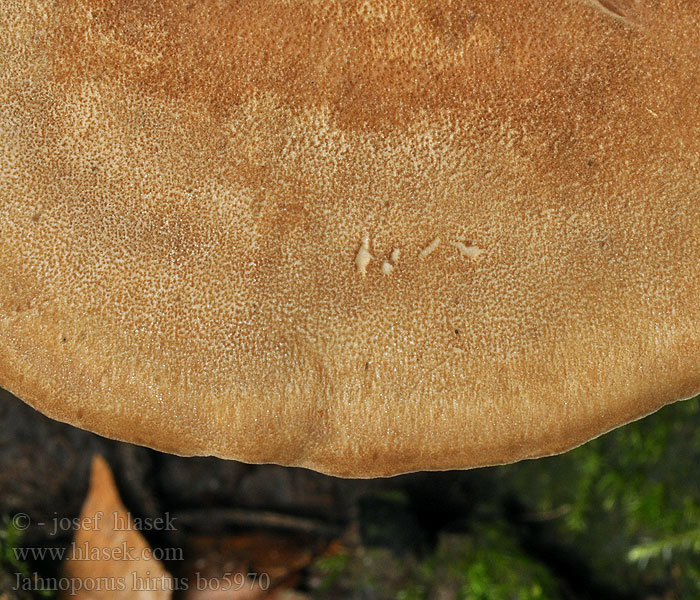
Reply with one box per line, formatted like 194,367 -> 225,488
1,387 -> 699,599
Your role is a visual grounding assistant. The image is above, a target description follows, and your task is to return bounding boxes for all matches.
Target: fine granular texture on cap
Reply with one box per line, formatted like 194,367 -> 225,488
1,0 -> 699,477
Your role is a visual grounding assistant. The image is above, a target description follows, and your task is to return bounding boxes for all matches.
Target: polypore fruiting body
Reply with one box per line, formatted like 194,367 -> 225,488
1,0 -> 699,477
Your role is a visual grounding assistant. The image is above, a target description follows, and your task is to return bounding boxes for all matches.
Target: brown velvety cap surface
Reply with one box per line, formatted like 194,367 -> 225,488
1,0 -> 699,477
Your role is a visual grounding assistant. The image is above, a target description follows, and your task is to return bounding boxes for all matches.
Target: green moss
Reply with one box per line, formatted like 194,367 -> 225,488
312,551 -> 352,595
310,526 -> 562,600
1,517 -> 30,581
0,516 -> 54,599
499,396 -> 700,597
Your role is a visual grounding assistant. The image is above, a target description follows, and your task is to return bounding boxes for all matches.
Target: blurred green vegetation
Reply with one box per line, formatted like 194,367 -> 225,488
0,517 -> 52,599
311,528 -> 562,600
499,396 -> 700,598
310,396 -> 700,599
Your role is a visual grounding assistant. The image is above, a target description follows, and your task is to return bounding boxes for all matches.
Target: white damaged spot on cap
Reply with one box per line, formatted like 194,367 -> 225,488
419,237 -> 441,259
451,241 -> 485,260
382,248 -> 400,276
355,235 -> 372,275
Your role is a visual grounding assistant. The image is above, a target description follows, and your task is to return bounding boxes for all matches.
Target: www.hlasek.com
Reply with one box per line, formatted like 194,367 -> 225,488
14,541 -> 183,563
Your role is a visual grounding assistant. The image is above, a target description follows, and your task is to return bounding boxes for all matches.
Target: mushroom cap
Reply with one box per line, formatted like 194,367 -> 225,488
1,0 -> 699,477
